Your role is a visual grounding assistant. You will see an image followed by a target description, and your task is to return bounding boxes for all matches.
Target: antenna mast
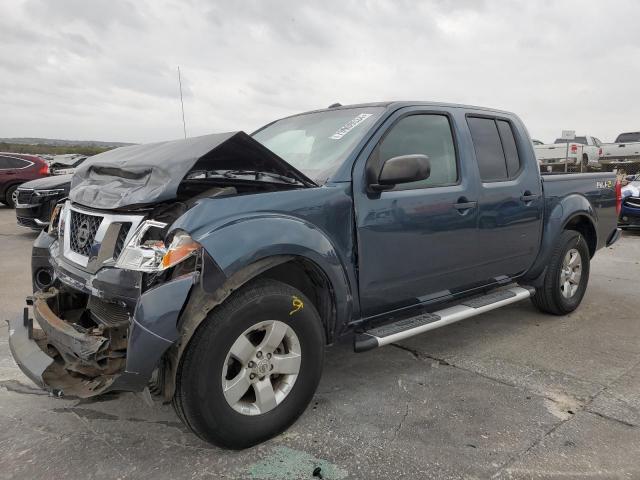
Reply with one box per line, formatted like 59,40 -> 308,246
177,66 -> 187,138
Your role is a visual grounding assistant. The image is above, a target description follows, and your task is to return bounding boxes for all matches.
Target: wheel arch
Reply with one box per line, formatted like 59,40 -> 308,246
163,252 -> 346,401
523,195 -> 597,284
563,213 -> 597,258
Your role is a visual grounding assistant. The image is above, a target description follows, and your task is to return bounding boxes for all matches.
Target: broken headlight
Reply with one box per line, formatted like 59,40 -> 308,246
115,221 -> 201,272
48,203 -> 64,237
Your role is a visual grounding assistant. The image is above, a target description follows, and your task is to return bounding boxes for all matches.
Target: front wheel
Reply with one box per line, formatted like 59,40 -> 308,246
5,185 -> 19,208
531,230 -> 590,315
173,279 -> 325,449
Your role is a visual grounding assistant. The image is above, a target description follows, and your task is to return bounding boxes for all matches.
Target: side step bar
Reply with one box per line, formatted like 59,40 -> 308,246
354,286 -> 534,352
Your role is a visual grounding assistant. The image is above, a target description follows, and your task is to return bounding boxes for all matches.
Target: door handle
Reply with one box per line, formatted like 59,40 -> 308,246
520,191 -> 539,203
453,198 -> 477,214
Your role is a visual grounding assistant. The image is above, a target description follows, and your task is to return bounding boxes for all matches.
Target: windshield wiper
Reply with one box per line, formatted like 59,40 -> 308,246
221,170 -> 304,185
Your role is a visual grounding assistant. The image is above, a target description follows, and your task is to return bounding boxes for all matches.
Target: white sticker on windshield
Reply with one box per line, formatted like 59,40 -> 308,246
329,113 -> 373,140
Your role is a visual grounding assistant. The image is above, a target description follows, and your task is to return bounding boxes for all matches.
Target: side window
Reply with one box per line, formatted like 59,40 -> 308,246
467,117 -> 507,181
496,120 -> 521,177
468,117 -> 521,182
7,157 -> 29,168
376,114 -> 457,190
0,156 -> 29,169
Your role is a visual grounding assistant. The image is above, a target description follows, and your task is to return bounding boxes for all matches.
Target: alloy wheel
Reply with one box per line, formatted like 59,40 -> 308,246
221,320 -> 301,415
559,248 -> 582,298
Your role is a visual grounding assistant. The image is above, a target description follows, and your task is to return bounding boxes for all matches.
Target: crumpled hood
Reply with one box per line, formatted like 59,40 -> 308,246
69,131 -> 315,209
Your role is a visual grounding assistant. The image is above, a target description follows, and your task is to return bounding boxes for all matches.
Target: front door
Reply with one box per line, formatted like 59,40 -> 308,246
353,110 -> 480,317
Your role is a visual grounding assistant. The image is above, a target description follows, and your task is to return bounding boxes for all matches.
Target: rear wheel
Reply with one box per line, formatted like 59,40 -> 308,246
173,278 -> 324,449
5,185 -> 19,208
531,230 -> 590,315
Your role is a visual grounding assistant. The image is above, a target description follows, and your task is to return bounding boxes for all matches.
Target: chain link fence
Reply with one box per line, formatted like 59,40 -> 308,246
539,161 -> 640,175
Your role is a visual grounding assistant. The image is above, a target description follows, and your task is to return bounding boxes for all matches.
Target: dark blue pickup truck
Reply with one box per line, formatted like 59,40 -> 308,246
9,101 -> 620,448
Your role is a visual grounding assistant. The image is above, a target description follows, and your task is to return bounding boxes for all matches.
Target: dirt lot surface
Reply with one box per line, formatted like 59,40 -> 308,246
1,205 -> 639,479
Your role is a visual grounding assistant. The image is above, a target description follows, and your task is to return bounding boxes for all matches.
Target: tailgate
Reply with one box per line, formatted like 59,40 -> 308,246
534,144 -> 580,162
600,142 -> 640,160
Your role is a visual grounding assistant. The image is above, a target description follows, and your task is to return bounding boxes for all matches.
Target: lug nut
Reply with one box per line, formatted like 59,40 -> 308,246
270,365 -> 274,371
256,351 -> 263,359
266,353 -> 272,359
248,361 -> 255,368
250,373 -> 256,380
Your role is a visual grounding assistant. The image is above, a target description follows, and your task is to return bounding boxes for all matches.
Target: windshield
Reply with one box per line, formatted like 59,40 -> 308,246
253,107 -> 385,183
615,132 -> 640,143
554,137 -> 587,145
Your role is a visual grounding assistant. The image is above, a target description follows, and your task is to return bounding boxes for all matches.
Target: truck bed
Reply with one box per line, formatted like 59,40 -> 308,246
600,141 -> 640,164
541,172 -> 618,249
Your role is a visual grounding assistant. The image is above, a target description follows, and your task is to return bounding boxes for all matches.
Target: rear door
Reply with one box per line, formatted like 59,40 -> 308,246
466,114 -> 543,281
353,108 -> 481,317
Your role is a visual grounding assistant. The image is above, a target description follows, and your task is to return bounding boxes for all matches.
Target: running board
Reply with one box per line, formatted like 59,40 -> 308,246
354,286 -> 534,353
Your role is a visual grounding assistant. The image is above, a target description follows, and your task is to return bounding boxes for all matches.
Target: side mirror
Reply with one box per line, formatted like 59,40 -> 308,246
371,154 -> 431,191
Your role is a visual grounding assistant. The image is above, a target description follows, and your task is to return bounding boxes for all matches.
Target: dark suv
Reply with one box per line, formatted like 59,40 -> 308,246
15,174 -> 72,230
0,153 -> 49,208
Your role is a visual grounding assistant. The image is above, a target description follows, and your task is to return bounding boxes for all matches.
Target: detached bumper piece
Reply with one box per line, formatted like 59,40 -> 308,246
7,309 -> 54,389
8,274 -> 196,398
9,290 -> 126,397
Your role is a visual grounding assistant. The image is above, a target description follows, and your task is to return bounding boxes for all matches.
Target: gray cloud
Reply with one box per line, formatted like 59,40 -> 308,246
0,0 -> 639,143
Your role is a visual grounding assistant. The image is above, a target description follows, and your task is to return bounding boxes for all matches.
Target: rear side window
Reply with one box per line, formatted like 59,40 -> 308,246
467,116 -> 521,182
375,114 -> 458,190
496,120 -> 520,177
615,132 -> 640,143
0,156 -> 30,169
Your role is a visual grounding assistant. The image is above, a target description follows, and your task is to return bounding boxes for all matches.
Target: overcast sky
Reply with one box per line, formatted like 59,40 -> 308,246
1,0 -> 639,144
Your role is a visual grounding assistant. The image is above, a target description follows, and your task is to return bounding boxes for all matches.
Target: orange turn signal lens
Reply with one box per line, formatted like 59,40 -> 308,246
161,232 -> 200,269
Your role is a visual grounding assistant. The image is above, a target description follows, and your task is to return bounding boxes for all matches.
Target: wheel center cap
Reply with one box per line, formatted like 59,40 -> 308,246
255,360 -> 270,376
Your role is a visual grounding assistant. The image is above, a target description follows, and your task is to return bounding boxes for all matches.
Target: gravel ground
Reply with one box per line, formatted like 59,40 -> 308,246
0,205 -> 639,479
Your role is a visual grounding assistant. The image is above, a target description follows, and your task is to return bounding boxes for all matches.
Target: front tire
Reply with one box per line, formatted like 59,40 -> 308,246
173,279 -> 324,449
5,185 -> 19,208
531,230 -> 590,315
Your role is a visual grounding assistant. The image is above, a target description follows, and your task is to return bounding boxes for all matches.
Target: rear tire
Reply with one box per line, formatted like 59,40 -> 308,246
5,185 -> 19,208
173,278 -> 324,449
531,230 -> 590,315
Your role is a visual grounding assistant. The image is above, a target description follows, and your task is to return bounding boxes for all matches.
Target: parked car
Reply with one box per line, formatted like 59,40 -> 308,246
0,153 -> 49,208
600,132 -> 640,169
619,173 -> 640,229
9,102 -> 620,449
48,154 -> 87,175
15,174 -> 72,230
535,135 -> 602,171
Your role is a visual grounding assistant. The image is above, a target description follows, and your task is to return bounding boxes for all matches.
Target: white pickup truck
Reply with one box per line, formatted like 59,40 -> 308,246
535,135 -> 603,171
600,132 -> 640,169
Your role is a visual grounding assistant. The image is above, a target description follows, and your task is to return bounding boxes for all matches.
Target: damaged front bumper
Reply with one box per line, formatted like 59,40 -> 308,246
8,273 -> 195,398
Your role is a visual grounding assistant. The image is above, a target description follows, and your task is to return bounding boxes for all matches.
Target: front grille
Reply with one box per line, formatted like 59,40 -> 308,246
69,211 -> 102,257
16,189 -> 34,205
113,223 -> 131,260
88,296 -> 131,327
624,197 -> 640,208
